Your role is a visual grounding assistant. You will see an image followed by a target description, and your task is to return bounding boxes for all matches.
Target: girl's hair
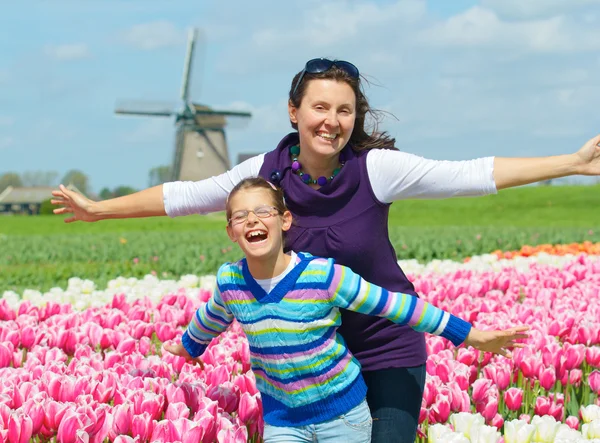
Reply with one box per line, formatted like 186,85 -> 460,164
225,177 -> 287,222
288,64 -> 397,152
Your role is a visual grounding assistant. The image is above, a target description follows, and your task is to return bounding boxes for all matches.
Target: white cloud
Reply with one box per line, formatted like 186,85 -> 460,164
44,43 -> 90,61
418,6 -> 600,53
253,0 -> 425,50
481,0 -> 600,19
0,136 -> 14,150
120,21 -> 186,50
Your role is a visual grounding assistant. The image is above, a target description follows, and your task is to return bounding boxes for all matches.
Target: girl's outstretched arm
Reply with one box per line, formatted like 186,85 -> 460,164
52,184 -> 165,222
329,262 -> 529,355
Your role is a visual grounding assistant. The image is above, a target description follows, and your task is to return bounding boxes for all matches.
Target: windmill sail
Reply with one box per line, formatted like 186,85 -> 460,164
114,27 -> 252,182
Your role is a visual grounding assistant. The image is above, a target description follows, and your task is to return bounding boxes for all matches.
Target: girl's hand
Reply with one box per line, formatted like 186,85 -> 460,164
464,326 -> 530,358
574,134 -> 600,175
163,342 -> 205,368
51,184 -> 100,223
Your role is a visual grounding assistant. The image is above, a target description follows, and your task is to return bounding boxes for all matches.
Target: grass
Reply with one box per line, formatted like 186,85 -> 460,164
1,184 -> 599,293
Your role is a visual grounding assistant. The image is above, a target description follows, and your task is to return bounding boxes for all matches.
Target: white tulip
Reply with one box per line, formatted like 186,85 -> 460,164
445,433 -> 471,443
582,406 -> 600,424
504,419 -> 536,443
449,412 -> 485,440
469,424 -> 501,443
531,415 -> 561,443
428,423 -> 454,443
555,423 -> 583,440
583,420 -> 600,439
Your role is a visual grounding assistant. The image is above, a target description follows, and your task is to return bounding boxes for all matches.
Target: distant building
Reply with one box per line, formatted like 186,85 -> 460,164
236,153 -> 263,165
0,184 -> 88,215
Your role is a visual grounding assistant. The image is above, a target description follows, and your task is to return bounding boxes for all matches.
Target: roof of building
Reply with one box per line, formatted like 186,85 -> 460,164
0,184 -> 86,204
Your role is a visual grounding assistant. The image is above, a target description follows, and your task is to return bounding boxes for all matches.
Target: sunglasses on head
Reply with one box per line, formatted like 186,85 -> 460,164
291,58 -> 360,97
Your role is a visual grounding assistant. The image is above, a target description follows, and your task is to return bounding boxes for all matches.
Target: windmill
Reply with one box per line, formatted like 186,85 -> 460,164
115,28 -> 251,182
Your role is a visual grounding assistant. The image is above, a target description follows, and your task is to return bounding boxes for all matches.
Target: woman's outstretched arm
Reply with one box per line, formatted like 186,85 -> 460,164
493,134 -> 600,190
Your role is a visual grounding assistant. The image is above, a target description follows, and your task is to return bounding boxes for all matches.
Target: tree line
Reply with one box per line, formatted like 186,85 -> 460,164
0,165 -> 172,200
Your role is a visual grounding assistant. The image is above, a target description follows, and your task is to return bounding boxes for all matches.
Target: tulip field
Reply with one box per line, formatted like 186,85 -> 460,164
0,248 -> 598,442
1,185 -> 600,442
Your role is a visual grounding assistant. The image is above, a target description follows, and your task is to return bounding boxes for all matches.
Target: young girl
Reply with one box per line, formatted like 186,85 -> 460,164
165,177 -> 528,443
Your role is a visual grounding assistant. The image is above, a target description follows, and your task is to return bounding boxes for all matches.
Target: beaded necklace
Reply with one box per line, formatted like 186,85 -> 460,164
289,145 -> 345,186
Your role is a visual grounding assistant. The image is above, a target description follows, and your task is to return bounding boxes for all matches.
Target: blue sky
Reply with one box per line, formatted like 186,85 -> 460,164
2,0 -> 600,191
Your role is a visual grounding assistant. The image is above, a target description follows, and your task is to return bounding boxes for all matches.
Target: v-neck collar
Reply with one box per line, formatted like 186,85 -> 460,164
241,252 -> 312,304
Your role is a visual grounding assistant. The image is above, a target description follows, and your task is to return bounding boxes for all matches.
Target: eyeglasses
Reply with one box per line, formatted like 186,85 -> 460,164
228,205 -> 282,226
291,58 -> 360,97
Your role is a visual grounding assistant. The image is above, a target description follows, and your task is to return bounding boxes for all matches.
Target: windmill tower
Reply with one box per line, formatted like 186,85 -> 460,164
115,28 -> 251,182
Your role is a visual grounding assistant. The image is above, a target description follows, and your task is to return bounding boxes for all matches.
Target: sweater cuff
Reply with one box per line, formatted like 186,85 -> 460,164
181,330 -> 208,358
442,316 -> 472,347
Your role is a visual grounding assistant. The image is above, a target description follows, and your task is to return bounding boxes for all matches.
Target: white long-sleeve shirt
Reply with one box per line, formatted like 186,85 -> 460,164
163,149 -> 497,217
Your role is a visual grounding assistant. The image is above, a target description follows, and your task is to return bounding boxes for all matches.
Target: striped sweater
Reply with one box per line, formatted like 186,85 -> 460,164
182,252 -> 471,426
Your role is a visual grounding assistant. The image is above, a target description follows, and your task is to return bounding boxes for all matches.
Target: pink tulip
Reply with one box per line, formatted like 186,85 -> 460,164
422,381 -> 437,407
586,347 -> 600,367
0,343 -> 12,368
206,383 -> 240,414
217,425 -> 248,443
491,413 -> 504,429
476,395 -> 498,422
232,373 -> 259,396
504,387 -> 523,412
435,361 -> 451,383
109,403 -> 132,439
131,412 -> 154,441
56,411 -> 86,443
564,343 -> 586,370
534,395 -> 552,416
113,437 -> 139,443
520,354 -> 541,379
566,415 -> 580,430
538,366 -> 556,391
519,413 -> 531,423
154,323 -> 177,342
238,392 -> 263,437
431,394 -> 451,424
7,410 -> 33,443
165,401 -> 190,420
483,364 -> 511,391
589,370 -> 600,394
43,400 -> 69,432
471,378 -> 493,404
20,326 -> 36,349
569,369 -> 583,386
22,399 -> 45,435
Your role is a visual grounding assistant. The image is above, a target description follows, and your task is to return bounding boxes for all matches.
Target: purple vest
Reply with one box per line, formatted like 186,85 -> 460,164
259,133 -> 427,371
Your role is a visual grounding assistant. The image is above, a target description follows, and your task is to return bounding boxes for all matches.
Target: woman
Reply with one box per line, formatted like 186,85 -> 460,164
52,58 -> 600,442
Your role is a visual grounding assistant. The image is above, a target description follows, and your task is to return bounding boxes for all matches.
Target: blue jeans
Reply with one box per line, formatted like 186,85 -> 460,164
263,399 -> 372,443
363,365 -> 427,443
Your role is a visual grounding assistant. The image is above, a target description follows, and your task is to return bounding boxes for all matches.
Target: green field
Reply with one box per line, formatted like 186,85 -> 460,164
1,184 -> 599,293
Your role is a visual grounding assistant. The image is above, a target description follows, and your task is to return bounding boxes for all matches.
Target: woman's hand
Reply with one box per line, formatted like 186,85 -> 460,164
163,342 -> 204,368
574,134 -> 600,175
464,326 -> 530,358
51,184 -> 100,223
